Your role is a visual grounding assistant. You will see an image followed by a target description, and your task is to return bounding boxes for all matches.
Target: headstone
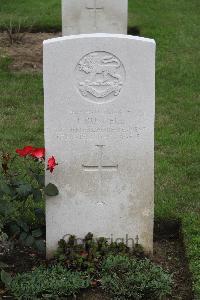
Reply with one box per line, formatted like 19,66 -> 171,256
62,0 -> 128,36
44,34 -> 156,258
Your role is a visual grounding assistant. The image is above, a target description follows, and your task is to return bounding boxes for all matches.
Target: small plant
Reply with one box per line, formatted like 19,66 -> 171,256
55,233 -> 144,278
101,255 -> 173,300
4,18 -> 33,45
10,265 -> 90,299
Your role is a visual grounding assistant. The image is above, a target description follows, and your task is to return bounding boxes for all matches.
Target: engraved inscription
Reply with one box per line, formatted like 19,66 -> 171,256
57,109 -> 146,141
76,51 -> 125,104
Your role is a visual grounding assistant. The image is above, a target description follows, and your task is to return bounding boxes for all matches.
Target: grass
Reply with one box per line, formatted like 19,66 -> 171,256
0,0 -> 61,32
0,57 -> 43,151
0,0 -> 200,297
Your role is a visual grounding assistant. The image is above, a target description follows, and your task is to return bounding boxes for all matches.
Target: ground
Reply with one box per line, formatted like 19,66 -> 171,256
0,0 -> 199,298
0,234 -> 193,299
0,32 -> 59,72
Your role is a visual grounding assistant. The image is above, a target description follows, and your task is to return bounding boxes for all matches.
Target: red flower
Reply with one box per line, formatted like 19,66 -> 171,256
16,146 -> 34,157
31,148 -> 45,159
47,156 -> 58,173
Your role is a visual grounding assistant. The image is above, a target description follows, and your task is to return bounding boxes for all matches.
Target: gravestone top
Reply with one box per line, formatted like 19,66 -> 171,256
44,33 -> 155,45
44,33 -> 156,258
62,0 -> 128,35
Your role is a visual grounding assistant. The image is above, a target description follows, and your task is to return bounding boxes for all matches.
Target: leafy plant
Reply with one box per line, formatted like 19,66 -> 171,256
8,220 -> 45,252
10,265 -> 90,299
55,233 -> 144,278
101,255 -> 173,300
0,146 -> 58,252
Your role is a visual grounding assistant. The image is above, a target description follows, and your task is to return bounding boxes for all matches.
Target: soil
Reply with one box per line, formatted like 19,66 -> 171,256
0,32 -> 60,72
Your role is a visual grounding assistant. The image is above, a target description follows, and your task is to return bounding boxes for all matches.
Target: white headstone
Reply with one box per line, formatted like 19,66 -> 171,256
62,0 -> 128,36
44,34 -> 156,258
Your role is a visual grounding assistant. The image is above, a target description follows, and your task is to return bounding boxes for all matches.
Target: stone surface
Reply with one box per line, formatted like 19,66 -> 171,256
62,0 -> 128,36
44,34 -> 156,258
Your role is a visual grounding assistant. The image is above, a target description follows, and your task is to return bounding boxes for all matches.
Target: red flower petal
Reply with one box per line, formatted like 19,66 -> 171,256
47,156 -> 58,173
16,146 -> 34,157
31,148 -> 45,159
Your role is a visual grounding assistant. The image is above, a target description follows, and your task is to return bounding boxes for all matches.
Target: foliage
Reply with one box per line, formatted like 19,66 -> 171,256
0,228 -> 13,288
1,269 -> 12,288
101,255 -> 173,300
10,265 -> 90,299
0,228 -> 13,256
54,233 -> 144,278
0,148 -> 58,252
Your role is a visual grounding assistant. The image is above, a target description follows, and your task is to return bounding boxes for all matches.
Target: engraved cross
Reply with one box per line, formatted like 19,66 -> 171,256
85,0 -> 104,30
82,145 -> 118,205
82,145 -> 118,173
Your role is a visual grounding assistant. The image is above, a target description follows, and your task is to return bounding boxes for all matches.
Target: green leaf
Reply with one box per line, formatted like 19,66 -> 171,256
0,182 -> 12,195
16,183 -> 33,198
1,270 -> 12,287
9,223 -> 20,236
45,183 -> 59,196
24,235 -> 35,247
35,239 -> 45,253
34,208 -> 45,219
17,220 -> 29,232
19,232 -> 28,242
33,189 -> 42,202
0,200 -> 13,217
32,228 -> 43,238
10,179 -> 25,187
35,175 -> 45,187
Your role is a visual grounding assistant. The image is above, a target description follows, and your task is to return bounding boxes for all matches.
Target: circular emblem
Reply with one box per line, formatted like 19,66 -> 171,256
75,51 -> 125,104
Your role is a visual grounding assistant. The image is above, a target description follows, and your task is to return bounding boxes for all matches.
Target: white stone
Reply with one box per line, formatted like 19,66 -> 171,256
62,0 -> 128,36
44,34 -> 156,258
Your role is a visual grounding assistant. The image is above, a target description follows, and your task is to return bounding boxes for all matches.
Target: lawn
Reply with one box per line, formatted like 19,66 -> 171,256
0,0 -> 61,32
0,57 -> 43,151
0,0 -> 200,297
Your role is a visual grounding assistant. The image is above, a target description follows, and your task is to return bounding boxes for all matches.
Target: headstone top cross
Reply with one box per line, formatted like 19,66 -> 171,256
85,0 -> 104,30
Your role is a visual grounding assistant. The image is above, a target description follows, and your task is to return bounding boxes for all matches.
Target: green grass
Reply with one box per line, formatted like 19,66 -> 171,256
0,0 -> 200,297
0,0 -> 61,31
0,56 -> 44,151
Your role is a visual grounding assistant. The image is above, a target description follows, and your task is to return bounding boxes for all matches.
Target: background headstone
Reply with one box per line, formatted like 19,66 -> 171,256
62,0 -> 128,35
44,34 -> 156,258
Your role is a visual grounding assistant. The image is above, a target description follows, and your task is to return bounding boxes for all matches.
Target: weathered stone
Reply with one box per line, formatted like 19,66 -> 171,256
44,34 -> 156,257
62,0 -> 128,35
